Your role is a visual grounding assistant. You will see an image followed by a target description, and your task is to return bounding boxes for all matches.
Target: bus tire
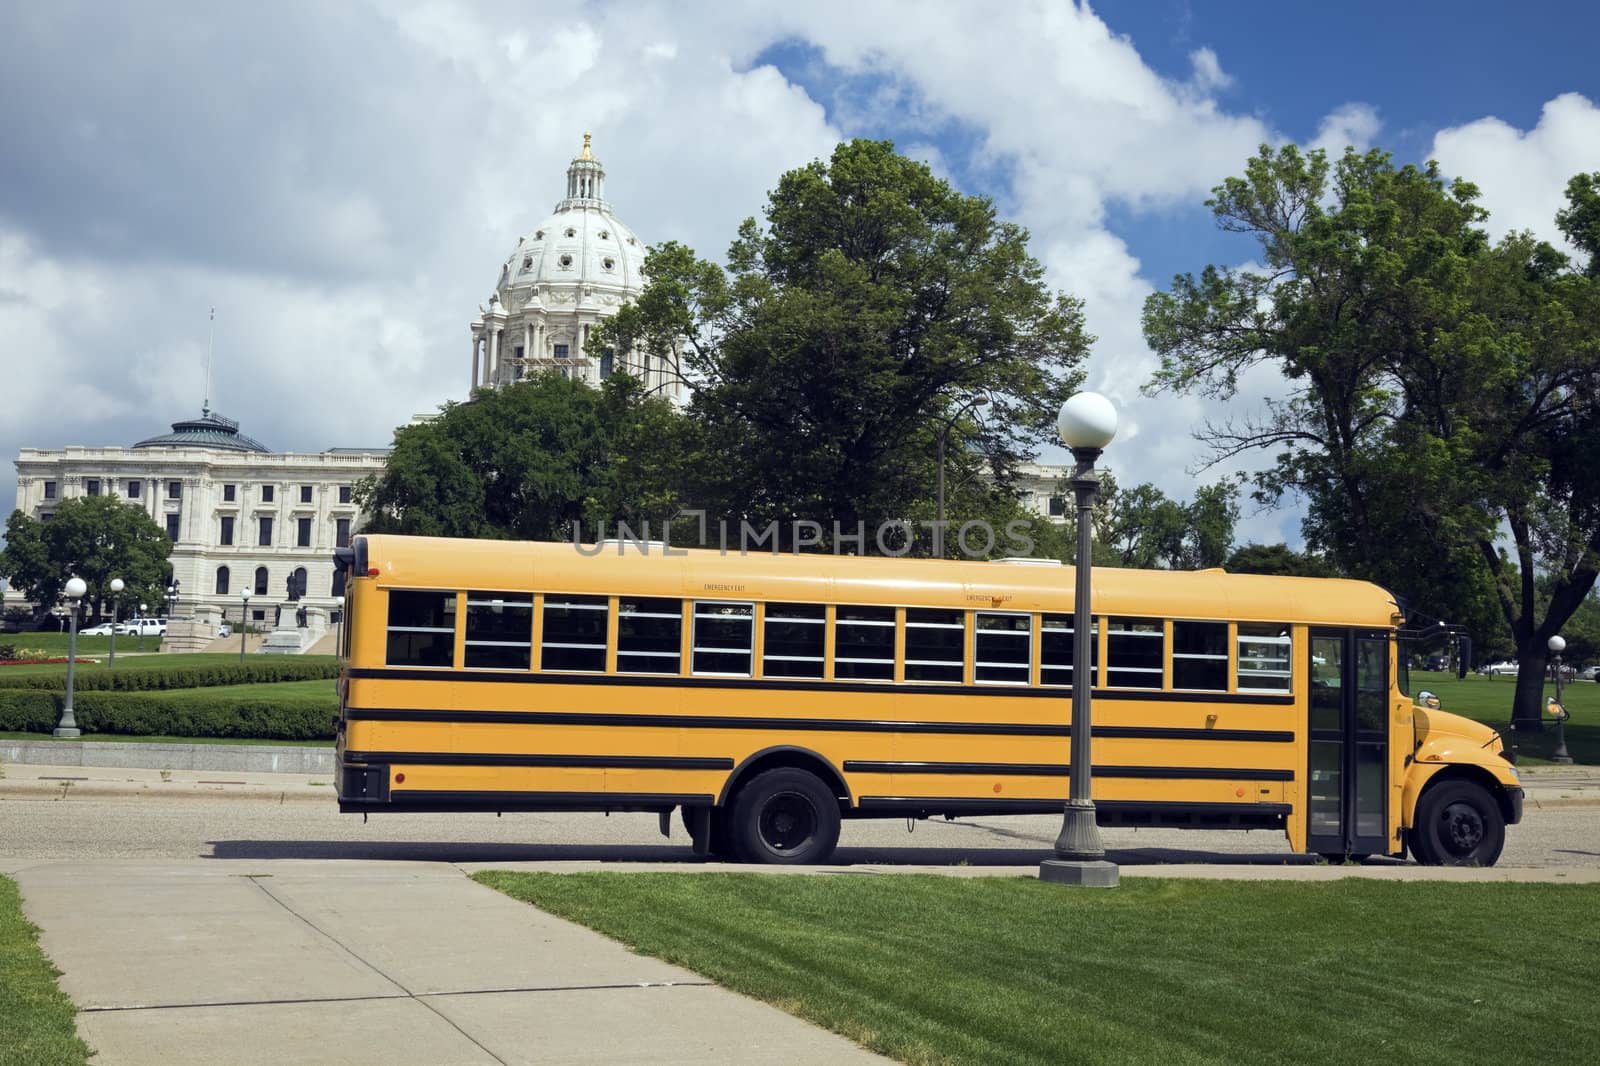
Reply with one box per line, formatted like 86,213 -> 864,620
1411,779 -> 1505,867
728,768 -> 841,865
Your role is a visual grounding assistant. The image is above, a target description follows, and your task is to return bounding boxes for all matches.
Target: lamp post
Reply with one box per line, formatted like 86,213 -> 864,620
107,577 -> 125,669
54,577 -> 88,738
935,395 -> 989,557
137,602 -> 147,652
166,580 -> 179,623
240,592 -> 251,663
1040,392 -> 1120,888
1548,634 -> 1573,764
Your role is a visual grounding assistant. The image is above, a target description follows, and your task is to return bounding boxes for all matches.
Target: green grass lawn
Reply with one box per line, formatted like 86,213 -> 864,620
0,652 -> 337,677
479,872 -> 1600,1066
1411,670 -> 1597,764
0,876 -> 92,1066
1,631 -> 165,657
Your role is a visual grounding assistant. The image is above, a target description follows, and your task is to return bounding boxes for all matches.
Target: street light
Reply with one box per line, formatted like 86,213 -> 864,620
935,395 -> 990,557
1040,392 -> 1120,889
54,577 -> 88,738
107,577 -> 125,669
137,602 -> 147,652
166,580 -> 179,624
1548,634 -> 1573,765
240,592 -> 251,663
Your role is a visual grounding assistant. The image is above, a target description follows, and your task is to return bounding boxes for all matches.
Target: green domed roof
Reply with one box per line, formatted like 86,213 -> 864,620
133,409 -> 270,452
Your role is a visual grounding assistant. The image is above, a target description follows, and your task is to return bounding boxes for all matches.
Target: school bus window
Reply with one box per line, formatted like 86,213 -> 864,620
463,592 -> 533,670
834,605 -> 894,681
541,595 -> 608,672
1040,614 -> 1097,687
692,602 -> 754,676
1107,617 -> 1163,688
1172,620 -> 1228,691
1238,623 -> 1292,692
905,608 -> 965,683
762,603 -> 825,678
385,590 -> 456,668
975,612 -> 1030,685
618,597 -> 683,674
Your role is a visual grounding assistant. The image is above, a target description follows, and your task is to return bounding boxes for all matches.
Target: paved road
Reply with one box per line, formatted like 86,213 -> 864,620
3,789 -> 1597,871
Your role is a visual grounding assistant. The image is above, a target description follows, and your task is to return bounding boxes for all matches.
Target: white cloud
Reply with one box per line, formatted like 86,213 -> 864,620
1310,103 -> 1382,155
1431,92 -> 1600,253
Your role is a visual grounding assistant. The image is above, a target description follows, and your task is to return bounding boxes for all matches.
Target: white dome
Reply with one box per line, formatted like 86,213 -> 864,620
497,203 -> 647,299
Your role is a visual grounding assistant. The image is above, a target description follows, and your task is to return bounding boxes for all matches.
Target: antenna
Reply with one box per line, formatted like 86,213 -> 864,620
203,307 -> 214,417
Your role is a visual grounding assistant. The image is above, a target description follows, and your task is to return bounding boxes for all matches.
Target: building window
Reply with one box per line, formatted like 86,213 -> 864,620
602,257 -> 615,271
904,609 -> 965,683
168,481 -> 182,500
541,595 -> 608,672
215,566 -> 230,596
975,612 -> 1031,685
762,603 -> 825,678
254,567 -> 268,596
252,608 -> 265,622
834,605 -> 895,681
261,485 -> 274,503
514,345 -> 524,363
297,517 -> 311,547
335,518 -> 351,548
1173,621 -> 1229,691
617,597 -> 682,674
223,484 -> 236,502
300,485 -> 313,504
86,479 -> 101,497
691,602 -> 754,676
464,592 -> 534,670
1047,496 -> 1066,517
258,517 -> 273,546
338,485 -> 352,505
43,481 -> 56,500
558,254 -> 573,268
220,516 -> 235,546
165,514 -> 181,541
600,349 -> 614,378
126,480 -> 141,499
386,590 -> 457,668
553,343 -> 569,360
40,512 -> 54,522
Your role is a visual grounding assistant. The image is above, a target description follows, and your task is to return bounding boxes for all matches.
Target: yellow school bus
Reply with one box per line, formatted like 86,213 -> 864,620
331,534 -> 1522,865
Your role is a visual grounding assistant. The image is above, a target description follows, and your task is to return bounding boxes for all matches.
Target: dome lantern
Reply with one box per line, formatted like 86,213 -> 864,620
560,132 -> 607,210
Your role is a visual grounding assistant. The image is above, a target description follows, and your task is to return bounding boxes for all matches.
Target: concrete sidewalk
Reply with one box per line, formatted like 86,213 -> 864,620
13,860 -> 891,1065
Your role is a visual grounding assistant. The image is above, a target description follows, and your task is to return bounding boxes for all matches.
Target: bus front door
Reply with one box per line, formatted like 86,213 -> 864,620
1307,629 -> 1389,859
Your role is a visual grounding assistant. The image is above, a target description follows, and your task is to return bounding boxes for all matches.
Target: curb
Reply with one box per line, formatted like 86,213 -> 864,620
0,738 -> 333,774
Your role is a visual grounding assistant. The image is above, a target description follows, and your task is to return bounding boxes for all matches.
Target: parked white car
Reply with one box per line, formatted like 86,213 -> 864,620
126,618 -> 166,636
1479,660 -> 1518,676
80,623 -> 118,636
1579,665 -> 1599,682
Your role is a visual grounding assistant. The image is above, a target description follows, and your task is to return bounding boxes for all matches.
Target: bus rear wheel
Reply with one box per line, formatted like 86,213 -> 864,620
729,768 -> 841,865
1411,780 -> 1505,867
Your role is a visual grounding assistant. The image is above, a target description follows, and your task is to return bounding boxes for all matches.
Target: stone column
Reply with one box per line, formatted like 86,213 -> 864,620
470,333 -> 480,391
489,328 -> 501,385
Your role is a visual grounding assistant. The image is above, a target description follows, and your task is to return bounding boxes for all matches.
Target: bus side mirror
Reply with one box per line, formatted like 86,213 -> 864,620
1457,635 -> 1471,680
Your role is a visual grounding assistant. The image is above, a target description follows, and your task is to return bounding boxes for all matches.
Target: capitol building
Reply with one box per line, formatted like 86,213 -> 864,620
5,136 -> 1065,636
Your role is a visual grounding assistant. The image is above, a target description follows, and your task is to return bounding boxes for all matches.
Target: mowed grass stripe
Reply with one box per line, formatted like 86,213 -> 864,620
0,876 -> 92,1066
476,872 -> 1600,1066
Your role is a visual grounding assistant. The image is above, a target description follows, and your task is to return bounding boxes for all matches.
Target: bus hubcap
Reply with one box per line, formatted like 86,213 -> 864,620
760,793 -> 816,852
1442,802 -> 1483,854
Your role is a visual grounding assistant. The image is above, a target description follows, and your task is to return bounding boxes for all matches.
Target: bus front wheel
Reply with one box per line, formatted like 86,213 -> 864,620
729,768 -> 841,865
1410,779 -> 1505,867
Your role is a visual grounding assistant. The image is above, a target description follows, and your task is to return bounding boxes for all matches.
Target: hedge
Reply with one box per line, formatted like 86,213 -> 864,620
0,658 -> 339,693
0,689 -> 336,740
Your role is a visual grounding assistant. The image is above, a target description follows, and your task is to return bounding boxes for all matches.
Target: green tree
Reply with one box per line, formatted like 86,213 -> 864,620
1143,145 -> 1600,727
0,496 -> 173,620
597,139 -> 1090,552
1092,475 -> 1240,569
1223,543 -> 1340,578
357,372 -> 695,541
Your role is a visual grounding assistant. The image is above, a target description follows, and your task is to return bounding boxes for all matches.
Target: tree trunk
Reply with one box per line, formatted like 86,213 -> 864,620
1510,645 -> 1548,732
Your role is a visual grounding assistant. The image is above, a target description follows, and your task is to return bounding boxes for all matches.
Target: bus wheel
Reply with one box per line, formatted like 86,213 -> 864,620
1412,780 -> 1505,867
729,768 -> 841,865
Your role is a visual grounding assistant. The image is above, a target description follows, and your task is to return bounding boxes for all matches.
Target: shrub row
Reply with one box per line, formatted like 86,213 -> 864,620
0,658 -> 340,693
0,689 -> 336,740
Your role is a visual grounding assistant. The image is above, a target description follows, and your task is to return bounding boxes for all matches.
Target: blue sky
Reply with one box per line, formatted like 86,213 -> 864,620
1,0 -> 1596,554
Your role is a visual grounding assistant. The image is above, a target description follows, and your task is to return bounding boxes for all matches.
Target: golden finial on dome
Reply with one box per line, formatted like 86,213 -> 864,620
579,132 -> 594,161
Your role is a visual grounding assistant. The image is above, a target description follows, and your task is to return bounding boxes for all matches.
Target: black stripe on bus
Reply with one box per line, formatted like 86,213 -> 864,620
344,751 -> 733,771
843,761 -> 1295,781
345,667 -> 1296,705
854,797 -> 1292,824
342,707 -> 1294,744
342,791 -> 714,814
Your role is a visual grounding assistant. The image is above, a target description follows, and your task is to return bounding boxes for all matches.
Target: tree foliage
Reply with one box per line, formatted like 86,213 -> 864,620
1143,145 -> 1600,726
597,139 -> 1091,551
357,372 -> 697,541
0,496 -> 173,619
1223,543 -> 1340,578
1089,474 -> 1241,570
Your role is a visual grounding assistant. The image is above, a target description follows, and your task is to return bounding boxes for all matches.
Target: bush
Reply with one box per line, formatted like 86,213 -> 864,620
0,658 -> 339,693
0,688 -> 336,740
